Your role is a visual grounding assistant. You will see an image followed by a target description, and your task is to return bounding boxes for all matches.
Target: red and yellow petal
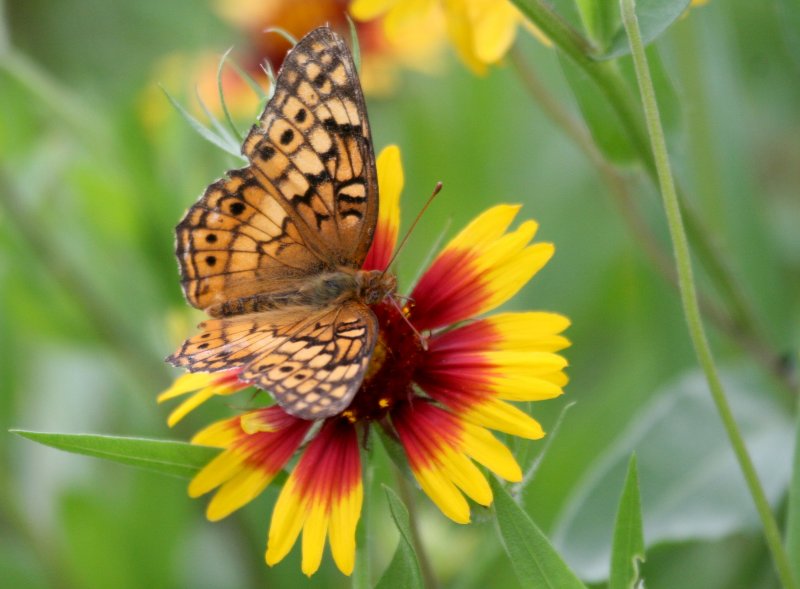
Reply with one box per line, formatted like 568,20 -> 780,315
410,206 -> 554,331
392,400 -> 520,523
266,419 -> 362,576
363,145 -> 403,271
157,370 -> 247,427
189,407 -> 312,521
416,311 -> 570,437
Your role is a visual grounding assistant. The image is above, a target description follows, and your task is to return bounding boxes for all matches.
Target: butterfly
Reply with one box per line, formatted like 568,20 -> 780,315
167,26 -> 397,420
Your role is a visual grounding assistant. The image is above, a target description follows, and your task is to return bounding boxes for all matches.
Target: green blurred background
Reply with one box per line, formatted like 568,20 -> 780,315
1,0 -> 799,587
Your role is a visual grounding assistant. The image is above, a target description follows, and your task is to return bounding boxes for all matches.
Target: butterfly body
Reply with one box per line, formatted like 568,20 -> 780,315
168,26 -> 394,420
207,269 -> 396,318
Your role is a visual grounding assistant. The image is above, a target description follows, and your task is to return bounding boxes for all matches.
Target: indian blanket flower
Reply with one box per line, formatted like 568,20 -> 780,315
160,145 -> 570,575
350,0 -> 550,74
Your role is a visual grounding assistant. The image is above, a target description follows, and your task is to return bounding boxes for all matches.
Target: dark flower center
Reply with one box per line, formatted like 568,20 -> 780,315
342,300 -> 425,422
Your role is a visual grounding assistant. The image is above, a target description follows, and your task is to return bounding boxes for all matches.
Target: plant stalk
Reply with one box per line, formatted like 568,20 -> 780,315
395,472 -> 438,589
620,1 -> 798,587
510,0 -> 780,392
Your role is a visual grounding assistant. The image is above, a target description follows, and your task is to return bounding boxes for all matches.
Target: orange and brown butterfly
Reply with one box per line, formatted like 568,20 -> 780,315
167,26 -> 397,420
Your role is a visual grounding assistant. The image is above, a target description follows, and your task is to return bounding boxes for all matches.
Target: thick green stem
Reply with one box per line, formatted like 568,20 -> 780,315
620,1 -> 798,587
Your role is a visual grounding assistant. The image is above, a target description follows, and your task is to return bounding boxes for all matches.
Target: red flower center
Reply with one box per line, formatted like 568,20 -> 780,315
342,300 -> 425,422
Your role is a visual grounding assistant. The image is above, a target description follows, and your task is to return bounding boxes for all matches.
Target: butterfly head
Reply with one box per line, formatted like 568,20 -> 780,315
355,269 -> 397,306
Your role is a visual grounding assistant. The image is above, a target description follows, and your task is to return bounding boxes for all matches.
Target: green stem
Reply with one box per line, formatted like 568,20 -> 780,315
353,459 -> 373,589
509,43 -> 795,396
510,0 -> 780,390
620,2 -> 798,588
395,472 -> 438,589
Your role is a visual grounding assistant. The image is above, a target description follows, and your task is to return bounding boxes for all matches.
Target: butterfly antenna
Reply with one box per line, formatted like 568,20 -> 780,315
380,181 -> 443,277
389,295 -> 428,351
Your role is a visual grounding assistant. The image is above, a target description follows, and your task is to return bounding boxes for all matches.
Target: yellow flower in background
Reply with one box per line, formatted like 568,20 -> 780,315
160,146 -> 570,576
156,0 -> 442,118
351,0 -> 549,74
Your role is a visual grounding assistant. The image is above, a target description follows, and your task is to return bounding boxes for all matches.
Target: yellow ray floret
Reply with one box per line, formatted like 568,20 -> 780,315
487,311 -> 571,352
445,204 -> 521,252
459,421 -> 522,482
461,397 -> 545,439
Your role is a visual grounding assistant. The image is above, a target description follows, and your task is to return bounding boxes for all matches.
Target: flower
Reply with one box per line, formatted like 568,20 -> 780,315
157,369 -> 248,427
161,145 -> 570,575
350,0 -> 550,74
203,0 -> 443,111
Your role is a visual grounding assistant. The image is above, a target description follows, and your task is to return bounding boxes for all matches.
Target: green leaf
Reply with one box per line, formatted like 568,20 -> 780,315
601,0 -> 691,59
376,425 -> 415,482
160,86 -> 243,159
11,430 -> 219,479
375,486 -> 424,589
558,54 -> 636,163
552,368 -> 794,582
787,409 -> 800,583
490,477 -> 587,589
609,455 -> 645,589
574,0 -> 621,51
346,15 -> 362,73
216,47 -> 244,142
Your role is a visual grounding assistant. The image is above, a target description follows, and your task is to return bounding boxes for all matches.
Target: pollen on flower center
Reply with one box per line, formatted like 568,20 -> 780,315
345,300 -> 425,422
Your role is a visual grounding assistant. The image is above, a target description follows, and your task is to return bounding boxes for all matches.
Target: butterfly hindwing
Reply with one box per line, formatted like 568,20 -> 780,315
239,301 -> 377,419
242,26 -> 378,269
168,302 -> 378,419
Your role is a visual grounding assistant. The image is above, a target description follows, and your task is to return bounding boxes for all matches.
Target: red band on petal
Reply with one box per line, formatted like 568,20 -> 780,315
235,407 -> 312,475
410,250 -> 491,331
290,419 -> 362,503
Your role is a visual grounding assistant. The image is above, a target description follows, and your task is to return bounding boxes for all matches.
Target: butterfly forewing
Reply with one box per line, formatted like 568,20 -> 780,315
242,27 -> 378,268
171,26 -> 384,419
176,168 -> 328,310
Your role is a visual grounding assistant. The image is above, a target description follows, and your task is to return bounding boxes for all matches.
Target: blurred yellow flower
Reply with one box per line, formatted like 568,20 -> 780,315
155,0 -> 443,119
350,0 -> 549,74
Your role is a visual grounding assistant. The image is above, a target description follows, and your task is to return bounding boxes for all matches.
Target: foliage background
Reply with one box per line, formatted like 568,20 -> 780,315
1,0 -> 799,587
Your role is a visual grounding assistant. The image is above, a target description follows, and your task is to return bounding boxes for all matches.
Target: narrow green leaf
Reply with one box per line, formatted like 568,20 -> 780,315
490,477 -> 587,589
346,15 -> 362,73
375,486 -> 424,589
160,86 -> 243,158
512,401 -> 576,497
609,455 -> 645,589
194,85 -> 238,147
11,430 -> 219,479
227,57 -> 270,103
602,0 -> 690,59
787,410 -> 800,583
217,47 -> 244,142
264,27 -> 298,47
